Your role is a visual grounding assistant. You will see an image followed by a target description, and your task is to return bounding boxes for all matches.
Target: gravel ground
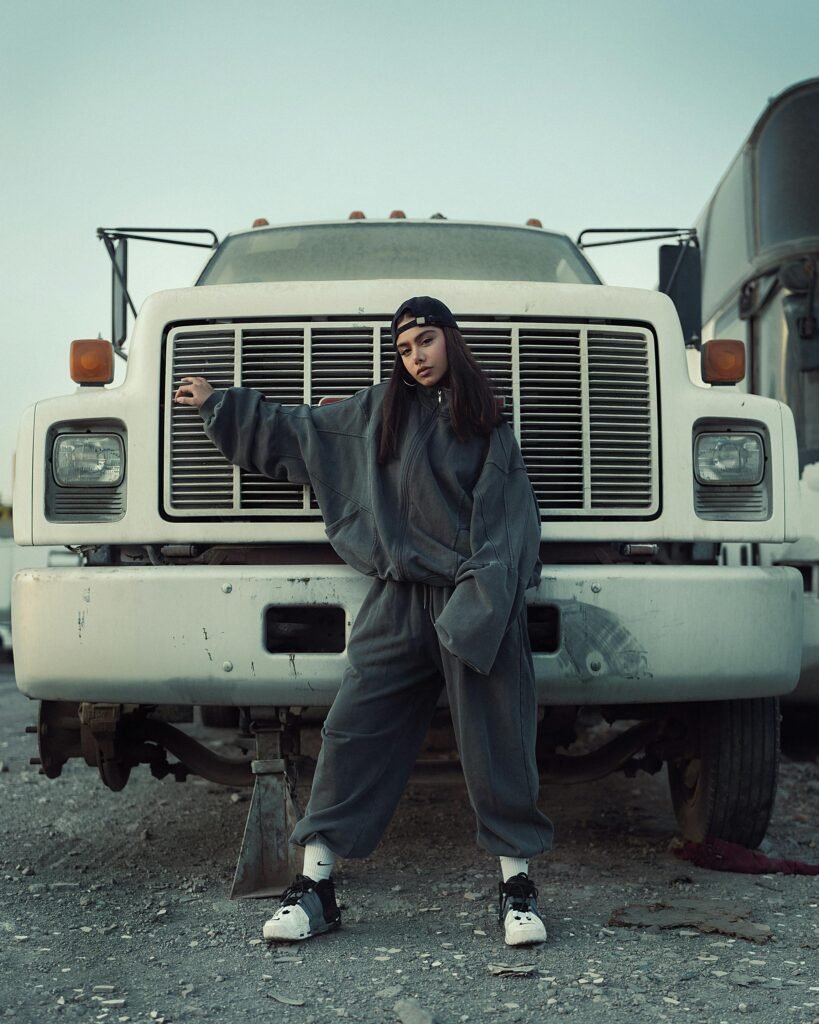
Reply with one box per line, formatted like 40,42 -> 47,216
0,663 -> 817,1024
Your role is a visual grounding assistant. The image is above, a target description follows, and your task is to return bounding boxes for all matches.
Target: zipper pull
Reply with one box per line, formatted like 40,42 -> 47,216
438,388 -> 442,405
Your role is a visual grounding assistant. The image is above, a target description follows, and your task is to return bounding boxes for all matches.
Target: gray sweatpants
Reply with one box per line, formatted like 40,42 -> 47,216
290,579 -> 554,859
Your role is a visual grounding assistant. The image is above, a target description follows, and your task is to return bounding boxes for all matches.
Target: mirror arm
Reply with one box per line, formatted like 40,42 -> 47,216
576,227 -> 698,250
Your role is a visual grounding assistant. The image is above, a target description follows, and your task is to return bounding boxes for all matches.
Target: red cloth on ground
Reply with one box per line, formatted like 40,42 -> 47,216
675,837 -> 819,875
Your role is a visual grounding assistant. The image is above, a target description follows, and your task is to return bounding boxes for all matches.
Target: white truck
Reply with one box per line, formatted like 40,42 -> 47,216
694,77 -> 819,702
12,216 -> 803,893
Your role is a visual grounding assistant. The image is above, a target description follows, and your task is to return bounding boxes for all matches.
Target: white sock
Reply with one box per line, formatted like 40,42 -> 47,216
302,838 -> 336,882
499,857 -> 529,882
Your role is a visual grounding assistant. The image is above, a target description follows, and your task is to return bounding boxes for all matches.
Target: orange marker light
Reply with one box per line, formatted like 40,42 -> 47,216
348,211 -> 366,219
389,210 -> 406,219
70,339 -> 114,386
526,218 -> 543,228
701,339 -> 746,385
252,218 -> 269,228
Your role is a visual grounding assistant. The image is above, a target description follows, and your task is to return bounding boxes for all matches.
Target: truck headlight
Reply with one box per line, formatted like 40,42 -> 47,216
52,434 -> 125,487
694,432 -> 764,485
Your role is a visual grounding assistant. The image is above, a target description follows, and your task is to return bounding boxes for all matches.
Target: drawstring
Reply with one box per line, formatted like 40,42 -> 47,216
422,584 -> 436,623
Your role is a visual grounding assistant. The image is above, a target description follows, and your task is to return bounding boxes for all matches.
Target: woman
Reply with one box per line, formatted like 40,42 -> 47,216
174,296 -> 553,946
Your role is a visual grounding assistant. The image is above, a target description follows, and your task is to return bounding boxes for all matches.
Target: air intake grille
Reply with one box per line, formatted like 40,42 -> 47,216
588,332 -> 653,509
519,330 -> 583,509
164,320 -> 658,518
50,488 -> 125,520
695,487 -> 767,520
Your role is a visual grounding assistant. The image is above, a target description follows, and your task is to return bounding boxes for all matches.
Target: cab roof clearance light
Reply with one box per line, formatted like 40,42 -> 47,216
70,339 -> 114,386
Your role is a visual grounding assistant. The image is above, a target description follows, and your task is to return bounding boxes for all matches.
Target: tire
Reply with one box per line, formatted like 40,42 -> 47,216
200,706 -> 240,729
667,697 -> 780,849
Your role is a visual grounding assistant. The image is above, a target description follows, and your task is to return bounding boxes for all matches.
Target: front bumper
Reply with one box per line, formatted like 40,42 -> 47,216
782,593 -> 819,704
12,563 -> 803,705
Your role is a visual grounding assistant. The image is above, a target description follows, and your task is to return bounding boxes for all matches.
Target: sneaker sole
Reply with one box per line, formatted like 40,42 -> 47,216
504,928 -> 547,946
263,917 -> 340,943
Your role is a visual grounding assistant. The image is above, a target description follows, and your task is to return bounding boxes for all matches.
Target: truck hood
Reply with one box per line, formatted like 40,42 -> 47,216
135,278 -> 680,333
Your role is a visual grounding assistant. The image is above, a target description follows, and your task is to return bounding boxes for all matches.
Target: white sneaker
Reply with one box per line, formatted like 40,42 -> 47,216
499,873 -> 547,946
262,875 -> 341,942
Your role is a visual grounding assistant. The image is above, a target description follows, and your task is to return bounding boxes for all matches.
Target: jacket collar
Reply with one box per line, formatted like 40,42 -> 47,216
415,384 -> 451,413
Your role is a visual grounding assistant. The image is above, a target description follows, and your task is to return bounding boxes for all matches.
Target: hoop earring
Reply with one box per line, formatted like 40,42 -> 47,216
401,375 -> 417,388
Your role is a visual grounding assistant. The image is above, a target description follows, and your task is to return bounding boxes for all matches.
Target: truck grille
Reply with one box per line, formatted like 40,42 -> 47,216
164,320 -> 658,518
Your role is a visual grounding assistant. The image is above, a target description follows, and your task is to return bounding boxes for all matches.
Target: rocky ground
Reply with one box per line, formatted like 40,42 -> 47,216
0,663 -> 817,1024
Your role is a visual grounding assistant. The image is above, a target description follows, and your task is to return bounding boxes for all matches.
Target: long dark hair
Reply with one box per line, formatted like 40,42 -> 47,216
378,326 -> 502,463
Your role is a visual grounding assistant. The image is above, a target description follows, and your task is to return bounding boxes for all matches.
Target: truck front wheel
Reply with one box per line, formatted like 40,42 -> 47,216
667,697 -> 780,849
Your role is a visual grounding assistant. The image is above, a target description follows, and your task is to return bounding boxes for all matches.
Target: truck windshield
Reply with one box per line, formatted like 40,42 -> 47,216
196,222 -> 601,286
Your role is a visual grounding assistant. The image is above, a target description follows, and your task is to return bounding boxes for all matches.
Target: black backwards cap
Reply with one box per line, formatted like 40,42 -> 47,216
391,296 -> 459,345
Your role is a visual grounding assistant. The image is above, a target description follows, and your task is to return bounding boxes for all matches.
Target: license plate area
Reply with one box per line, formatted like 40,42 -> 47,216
264,606 -> 346,653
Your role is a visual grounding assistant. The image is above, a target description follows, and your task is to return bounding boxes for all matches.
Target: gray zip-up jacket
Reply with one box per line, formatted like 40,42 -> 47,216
199,383 -> 542,676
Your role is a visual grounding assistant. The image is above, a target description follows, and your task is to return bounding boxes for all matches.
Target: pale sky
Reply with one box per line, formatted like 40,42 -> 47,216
2,0 -> 818,505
